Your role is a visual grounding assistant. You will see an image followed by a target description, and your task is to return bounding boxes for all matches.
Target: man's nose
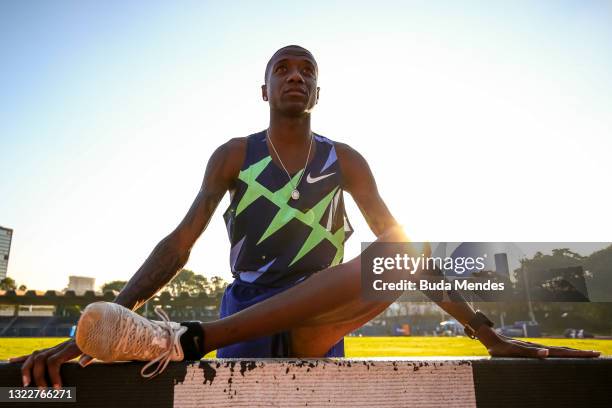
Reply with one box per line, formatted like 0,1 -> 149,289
286,68 -> 305,83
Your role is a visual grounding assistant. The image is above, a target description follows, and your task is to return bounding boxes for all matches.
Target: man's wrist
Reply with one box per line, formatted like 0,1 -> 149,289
463,310 -> 494,338
475,325 -> 502,348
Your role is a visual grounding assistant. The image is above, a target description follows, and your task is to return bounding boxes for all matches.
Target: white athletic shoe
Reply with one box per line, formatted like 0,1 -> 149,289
75,301 -> 188,378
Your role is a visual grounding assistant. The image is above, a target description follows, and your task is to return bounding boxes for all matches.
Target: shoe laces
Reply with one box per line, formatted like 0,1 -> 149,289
118,306 -> 185,379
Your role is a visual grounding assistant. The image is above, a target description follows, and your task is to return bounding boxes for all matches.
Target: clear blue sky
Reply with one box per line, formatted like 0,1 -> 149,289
2,1 -> 611,290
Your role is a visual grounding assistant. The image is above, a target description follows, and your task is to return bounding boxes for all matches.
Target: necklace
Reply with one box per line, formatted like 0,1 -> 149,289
266,128 -> 314,200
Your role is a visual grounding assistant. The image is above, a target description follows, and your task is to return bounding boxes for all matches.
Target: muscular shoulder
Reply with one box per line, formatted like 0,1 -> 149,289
219,136 -> 247,170
334,141 -> 366,164
203,137 -> 247,193
334,142 -> 373,192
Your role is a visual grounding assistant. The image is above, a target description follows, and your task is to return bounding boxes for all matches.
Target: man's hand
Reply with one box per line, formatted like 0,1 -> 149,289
477,326 -> 601,358
9,339 -> 93,388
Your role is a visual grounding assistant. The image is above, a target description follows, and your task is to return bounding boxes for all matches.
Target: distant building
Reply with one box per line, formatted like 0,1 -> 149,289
494,253 -> 510,277
0,226 -> 13,280
67,276 -> 95,295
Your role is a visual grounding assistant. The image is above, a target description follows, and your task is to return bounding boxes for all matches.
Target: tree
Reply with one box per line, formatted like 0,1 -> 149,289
100,270 -> 228,297
583,244 -> 612,301
506,245 -> 612,335
164,269 -> 228,296
0,277 -> 16,291
209,275 -> 228,294
551,248 -> 585,260
165,269 -> 197,296
101,280 -> 128,292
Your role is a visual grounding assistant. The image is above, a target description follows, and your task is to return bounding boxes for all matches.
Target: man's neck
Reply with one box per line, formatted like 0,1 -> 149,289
267,114 -> 312,147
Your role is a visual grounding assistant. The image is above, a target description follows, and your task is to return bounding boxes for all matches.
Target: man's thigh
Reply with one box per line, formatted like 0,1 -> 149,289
287,226 -> 420,356
290,299 -> 392,357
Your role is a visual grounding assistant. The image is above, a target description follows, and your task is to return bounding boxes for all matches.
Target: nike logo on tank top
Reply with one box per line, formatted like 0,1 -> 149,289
223,130 -> 354,287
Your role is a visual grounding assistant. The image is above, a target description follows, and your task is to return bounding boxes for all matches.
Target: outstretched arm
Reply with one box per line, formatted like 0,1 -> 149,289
336,142 -> 599,358
10,137 -> 246,387
114,138 -> 243,310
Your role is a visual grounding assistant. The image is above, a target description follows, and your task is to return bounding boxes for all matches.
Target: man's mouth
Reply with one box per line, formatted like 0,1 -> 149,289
283,88 -> 307,96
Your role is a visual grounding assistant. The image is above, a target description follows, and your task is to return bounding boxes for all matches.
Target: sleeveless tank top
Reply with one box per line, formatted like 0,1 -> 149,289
222,130 -> 354,287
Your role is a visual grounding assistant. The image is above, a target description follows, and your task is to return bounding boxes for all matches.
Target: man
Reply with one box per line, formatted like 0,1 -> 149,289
11,45 -> 600,386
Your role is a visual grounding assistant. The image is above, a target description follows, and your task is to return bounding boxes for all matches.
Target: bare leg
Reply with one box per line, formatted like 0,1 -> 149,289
202,225 -> 419,356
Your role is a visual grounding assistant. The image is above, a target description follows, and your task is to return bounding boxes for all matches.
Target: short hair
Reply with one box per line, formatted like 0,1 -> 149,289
264,45 -> 318,83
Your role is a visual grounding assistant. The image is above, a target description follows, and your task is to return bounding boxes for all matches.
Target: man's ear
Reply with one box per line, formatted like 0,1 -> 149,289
261,84 -> 268,101
315,87 -> 320,104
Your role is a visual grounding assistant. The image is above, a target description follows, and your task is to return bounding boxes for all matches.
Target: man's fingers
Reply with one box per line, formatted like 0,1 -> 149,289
501,336 -> 546,348
499,334 -> 545,346
20,353 -> 36,387
490,336 -> 600,359
504,335 -> 599,355
15,340 -> 79,387
550,345 -> 596,353
546,347 -> 600,358
511,345 -> 549,358
49,340 -> 87,387
32,352 -> 49,388
490,343 -> 548,358
46,354 -> 63,389
531,347 -> 549,358
46,342 -> 73,389
513,339 -> 545,348
507,338 -> 601,358
9,355 -> 30,363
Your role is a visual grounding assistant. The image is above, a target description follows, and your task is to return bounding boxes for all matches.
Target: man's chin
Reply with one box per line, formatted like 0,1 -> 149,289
277,104 -> 311,117
279,102 -> 312,117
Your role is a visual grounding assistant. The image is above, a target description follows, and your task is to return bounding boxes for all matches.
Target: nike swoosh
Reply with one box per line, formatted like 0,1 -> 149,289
306,172 -> 336,183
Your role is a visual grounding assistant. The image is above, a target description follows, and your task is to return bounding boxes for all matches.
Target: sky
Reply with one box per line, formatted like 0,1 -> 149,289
1,1 -> 611,291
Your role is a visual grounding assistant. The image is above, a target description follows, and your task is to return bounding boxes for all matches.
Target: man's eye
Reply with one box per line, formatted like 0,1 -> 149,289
275,65 -> 286,73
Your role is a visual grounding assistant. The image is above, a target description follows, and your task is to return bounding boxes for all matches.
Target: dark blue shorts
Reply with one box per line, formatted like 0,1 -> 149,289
216,277 -> 345,358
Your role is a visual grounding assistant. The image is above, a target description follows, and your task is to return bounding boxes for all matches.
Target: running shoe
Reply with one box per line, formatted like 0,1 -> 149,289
75,301 -> 187,378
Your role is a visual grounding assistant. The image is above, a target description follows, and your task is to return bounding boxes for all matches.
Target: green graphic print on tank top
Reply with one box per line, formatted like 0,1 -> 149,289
223,131 -> 353,287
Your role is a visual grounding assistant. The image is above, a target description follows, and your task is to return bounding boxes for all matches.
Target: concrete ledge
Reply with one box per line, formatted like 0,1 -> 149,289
1,358 -> 611,407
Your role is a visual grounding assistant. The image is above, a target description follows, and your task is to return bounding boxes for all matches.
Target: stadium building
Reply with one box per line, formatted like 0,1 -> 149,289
0,226 -> 13,280
67,275 -> 95,295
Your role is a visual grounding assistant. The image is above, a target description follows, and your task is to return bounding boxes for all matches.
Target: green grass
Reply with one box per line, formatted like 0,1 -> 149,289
345,336 -> 612,357
1,336 -> 610,360
1,338 -> 69,360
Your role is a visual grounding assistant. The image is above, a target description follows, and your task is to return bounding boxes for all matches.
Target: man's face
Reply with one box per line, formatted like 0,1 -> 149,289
262,48 -> 319,116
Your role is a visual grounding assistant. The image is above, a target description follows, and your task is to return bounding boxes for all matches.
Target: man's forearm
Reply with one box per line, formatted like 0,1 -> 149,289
435,299 -> 476,327
434,294 -> 501,348
420,266 -> 502,347
113,235 -> 190,311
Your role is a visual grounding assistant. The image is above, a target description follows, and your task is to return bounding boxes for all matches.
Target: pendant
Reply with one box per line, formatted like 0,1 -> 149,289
291,189 -> 300,200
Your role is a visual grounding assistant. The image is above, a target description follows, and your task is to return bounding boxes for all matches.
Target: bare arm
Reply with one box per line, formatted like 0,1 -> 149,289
11,137 -> 246,387
337,142 -> 598,358
115,137 -> 245,310
337,143 -> 522,343
337,143 -> 493,325
335,142 -> 398,237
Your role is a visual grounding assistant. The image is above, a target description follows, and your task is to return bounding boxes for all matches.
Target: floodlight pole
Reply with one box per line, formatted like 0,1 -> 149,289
521,261 -> 537,323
